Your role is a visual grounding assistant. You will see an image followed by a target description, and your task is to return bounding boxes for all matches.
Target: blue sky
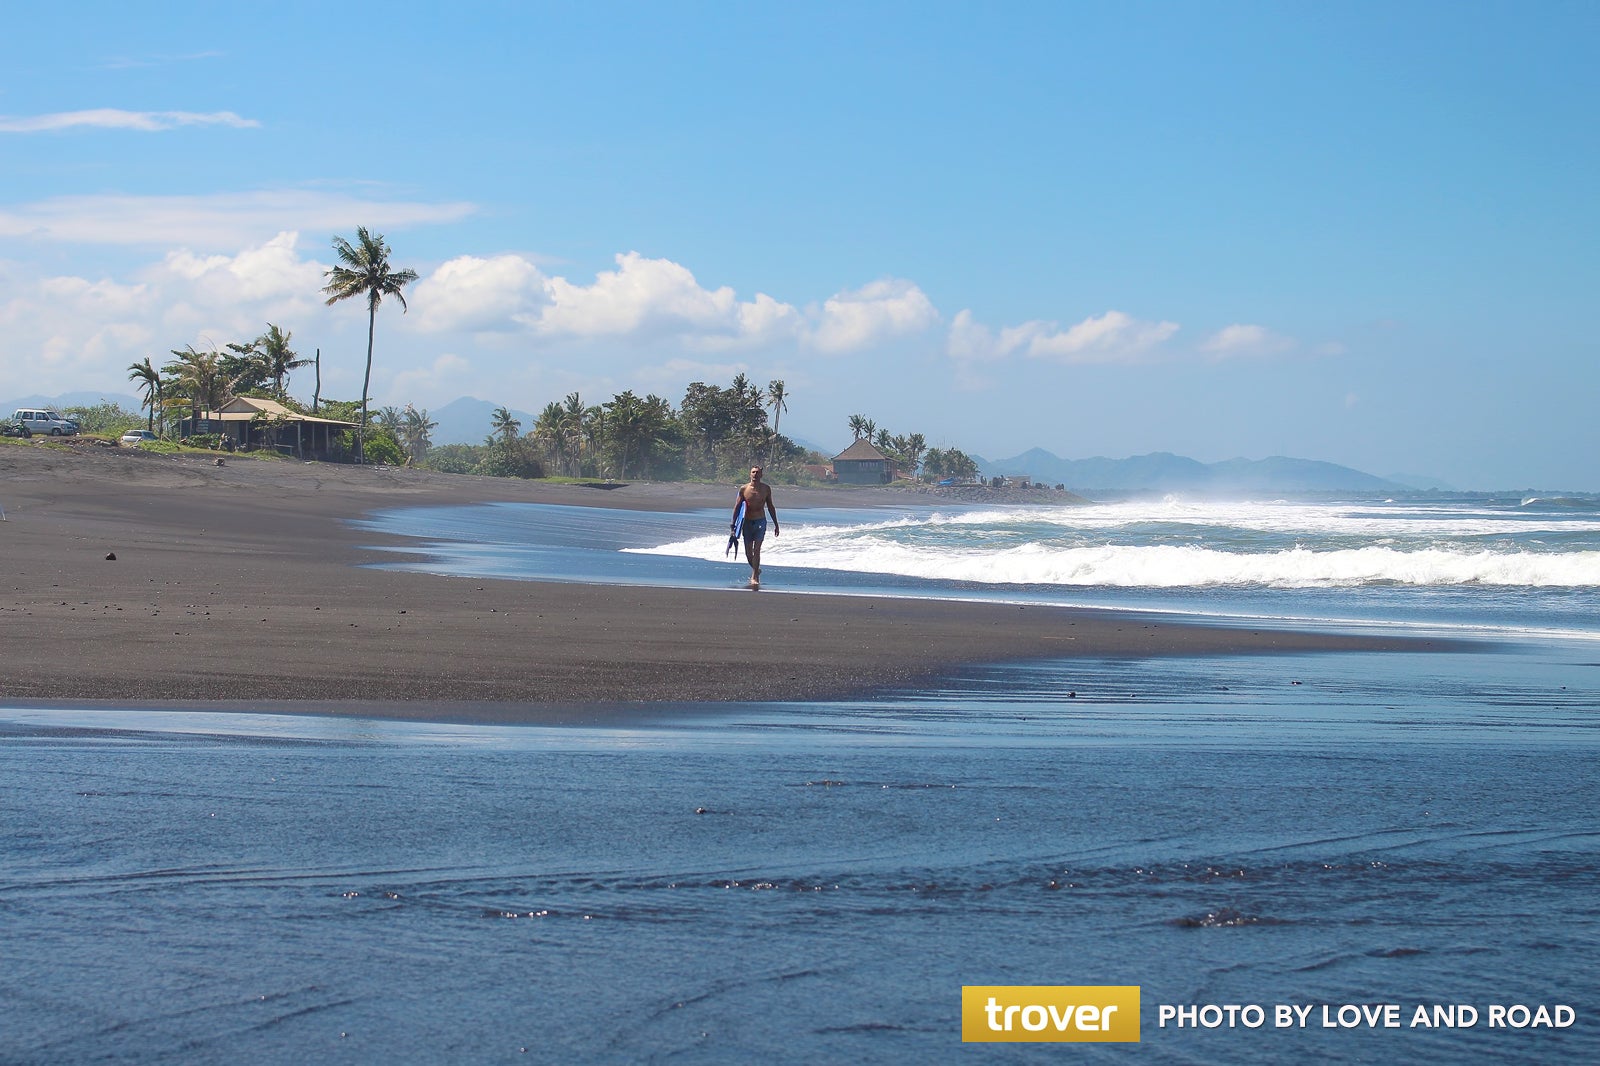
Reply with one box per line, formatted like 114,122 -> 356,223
2,1 -> 1596,488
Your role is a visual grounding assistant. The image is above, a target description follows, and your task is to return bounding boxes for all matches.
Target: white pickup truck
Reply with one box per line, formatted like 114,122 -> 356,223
11,408 -> 80,436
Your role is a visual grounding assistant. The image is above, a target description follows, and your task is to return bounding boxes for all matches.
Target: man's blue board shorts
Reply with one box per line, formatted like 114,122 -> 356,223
743,517 -> 767,544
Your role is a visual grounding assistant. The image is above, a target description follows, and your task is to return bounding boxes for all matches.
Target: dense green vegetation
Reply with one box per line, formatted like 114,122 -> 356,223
86,226 -> 983,484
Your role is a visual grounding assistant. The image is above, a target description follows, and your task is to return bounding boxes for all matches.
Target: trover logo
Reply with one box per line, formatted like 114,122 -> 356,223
962,986 -> 1141,1043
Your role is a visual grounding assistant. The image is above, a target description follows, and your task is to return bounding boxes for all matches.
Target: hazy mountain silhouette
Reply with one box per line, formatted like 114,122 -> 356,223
430,397 -> 541,446
974,448 -> 1404,493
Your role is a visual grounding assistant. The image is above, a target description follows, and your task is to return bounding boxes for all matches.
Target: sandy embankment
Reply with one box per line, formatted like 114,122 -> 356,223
0,444 -> 1431,723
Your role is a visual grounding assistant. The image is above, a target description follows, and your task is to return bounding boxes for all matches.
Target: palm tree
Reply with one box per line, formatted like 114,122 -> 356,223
401,405 -> 437,466
256,324 -> 309,400
490,405 -> 521,445
765,379 -> 788,468
600,390 -> 674,479
127,357 -> 164,434
582,403 -> 605,475
532,402 -> 572,476
164,345 -> 224,432
602,391 -> 644,478
904,432 -> 926,479
561,393 -> 591,476
848,414 -> 868,441
322,227 -> 418,462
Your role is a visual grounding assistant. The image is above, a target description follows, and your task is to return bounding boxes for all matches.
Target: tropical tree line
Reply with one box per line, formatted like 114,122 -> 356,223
92,224 -> 984,483
846,413 -> 978,482
416,374 -> 809,482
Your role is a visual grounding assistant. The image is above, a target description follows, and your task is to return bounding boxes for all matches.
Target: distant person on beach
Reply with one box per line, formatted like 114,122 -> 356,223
733,466 -> 780,587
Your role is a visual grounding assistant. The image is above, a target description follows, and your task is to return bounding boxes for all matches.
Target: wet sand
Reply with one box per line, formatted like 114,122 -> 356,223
0,443 -> 1439,722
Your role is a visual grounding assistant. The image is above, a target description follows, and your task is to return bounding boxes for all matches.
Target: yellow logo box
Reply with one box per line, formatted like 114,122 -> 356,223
962,986 -> 1141,1042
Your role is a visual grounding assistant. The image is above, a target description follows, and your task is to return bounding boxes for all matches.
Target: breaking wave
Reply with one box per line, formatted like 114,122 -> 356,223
633,536 -> 1600,589
628,497 -> 1600,590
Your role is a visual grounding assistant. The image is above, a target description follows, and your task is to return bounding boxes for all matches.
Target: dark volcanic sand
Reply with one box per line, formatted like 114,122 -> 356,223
0,443 -> 1437,723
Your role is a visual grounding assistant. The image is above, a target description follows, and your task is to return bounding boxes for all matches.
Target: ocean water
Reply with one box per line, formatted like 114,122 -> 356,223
361,491 -> 1600,637
4,493 -> 1597,1063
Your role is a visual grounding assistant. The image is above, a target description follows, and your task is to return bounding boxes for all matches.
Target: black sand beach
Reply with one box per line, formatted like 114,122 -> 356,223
1,443 -> 1429,720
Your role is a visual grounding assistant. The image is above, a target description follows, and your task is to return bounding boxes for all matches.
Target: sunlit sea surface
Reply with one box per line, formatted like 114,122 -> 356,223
4,493 -> 1596,1063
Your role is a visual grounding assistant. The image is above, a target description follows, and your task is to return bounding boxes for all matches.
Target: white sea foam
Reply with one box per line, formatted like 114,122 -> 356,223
938,501 -> 1600,538
797,542 -> 1600,588
627,498 -> 1600,589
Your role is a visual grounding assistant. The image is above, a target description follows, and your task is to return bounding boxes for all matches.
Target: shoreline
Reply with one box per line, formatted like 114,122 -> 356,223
1,445 -> 1451,722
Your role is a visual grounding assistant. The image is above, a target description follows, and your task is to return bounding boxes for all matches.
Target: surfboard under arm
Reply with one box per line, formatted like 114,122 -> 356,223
727,499 -> 746,558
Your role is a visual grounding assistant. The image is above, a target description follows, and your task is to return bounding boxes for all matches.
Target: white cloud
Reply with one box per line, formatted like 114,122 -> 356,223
413,251 -> 813,349
0,190 -> 476,248
1200,323 -> 1295,357
0,233 -> 347,397
809,278 -> 938,353
540,252 -> 743,337
157,231 -> 325,306
390,353 -> 472,403
0,109 -> 259,133
411,254 -> 549,333
410,253 -> 940,355
948,308 -> 1180,365
0,237 -> 953,405
733,293 -> 806,348
1030,310 -> 1180,361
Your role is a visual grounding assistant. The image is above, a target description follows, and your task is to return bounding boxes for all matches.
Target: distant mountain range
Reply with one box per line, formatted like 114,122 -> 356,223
3,391 -> 1452,492
974,448 -> 1413,494
427,396 -> 540,446
4,390 -> 145,414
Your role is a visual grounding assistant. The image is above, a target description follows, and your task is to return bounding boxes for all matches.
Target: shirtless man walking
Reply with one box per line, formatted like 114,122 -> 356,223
733,466 -> 780,588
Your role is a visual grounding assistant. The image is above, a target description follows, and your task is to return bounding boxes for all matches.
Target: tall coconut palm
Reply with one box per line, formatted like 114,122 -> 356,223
765,379 -> 788,468
490,405 -> 521,445
127,357 -> 164,434
256,324 -> 310,400
561,392 -> 597,474
904,432 -> 926,479
730,373 -> 763,443
164,345 -> 224,432
401,405 -> 437,466
581,404 -> 605,475
532,402 -> 573,476
848,414 -> 868,440
601,390 -> 673,479
322,227 -> 418,462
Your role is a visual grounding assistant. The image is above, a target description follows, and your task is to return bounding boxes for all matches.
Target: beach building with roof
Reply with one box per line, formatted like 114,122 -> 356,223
832,439 -> 895,484
196,397 -> 358,458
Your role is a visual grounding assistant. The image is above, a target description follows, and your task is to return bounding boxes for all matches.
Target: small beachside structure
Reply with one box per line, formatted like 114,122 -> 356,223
207,397 -> 358,458
801,463 -> 833,481
832,439 -> 894,485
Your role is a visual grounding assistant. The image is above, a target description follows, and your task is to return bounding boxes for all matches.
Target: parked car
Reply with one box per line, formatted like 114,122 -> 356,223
11,408 -> 79,436
2,418 -> 31,438
120,429 -> 159,446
